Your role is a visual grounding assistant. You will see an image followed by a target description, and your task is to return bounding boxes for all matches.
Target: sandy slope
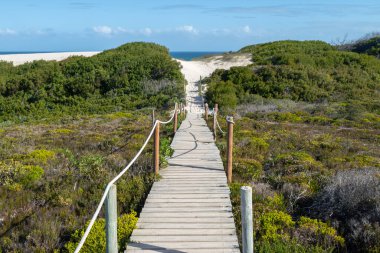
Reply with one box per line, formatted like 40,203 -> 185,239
0,52 -> 100,66
176,53 -> 252,113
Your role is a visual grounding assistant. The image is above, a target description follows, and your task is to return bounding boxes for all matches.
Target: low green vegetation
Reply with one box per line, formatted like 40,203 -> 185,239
206,40 -> 380,252
0,42 -> 185,252
0,42 -> 185,122
339,33 -> 380,58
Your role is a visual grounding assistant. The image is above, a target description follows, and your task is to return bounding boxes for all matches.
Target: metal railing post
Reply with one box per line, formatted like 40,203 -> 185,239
227,116 -> 234,183
105,184 -> 118,253
241,186 -> 253,253
154,122 -> 160,175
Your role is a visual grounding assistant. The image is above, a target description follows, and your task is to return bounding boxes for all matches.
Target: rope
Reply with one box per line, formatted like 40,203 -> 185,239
226,116 -> 235,124
74,103 -> 177,253
216,118 -> 225,134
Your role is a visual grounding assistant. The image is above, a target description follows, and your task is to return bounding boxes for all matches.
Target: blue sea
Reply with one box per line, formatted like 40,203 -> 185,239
0,51 -> 224,61
170,52 -> 224,61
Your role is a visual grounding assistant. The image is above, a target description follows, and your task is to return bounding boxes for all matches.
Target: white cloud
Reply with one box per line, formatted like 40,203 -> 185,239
93,26 -> 154,36
93,25 -> 113,35
243,25 -> 252,33
177,25 -> 198,35
115,27 -> 129,33
141,28 -> 152,36
0,28 -> 17,35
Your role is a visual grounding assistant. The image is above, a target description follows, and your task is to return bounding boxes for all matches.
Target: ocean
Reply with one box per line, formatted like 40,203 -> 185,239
0,51 -> 224,61
170,52 -> 224,61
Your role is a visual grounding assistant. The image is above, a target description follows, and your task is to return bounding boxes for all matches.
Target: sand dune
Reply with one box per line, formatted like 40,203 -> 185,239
0,52 -> 100,66
176,53 -> 252,113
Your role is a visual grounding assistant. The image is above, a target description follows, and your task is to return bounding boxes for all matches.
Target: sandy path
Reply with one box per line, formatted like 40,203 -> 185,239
176,54 -> 252,114
0,52 -> 100,66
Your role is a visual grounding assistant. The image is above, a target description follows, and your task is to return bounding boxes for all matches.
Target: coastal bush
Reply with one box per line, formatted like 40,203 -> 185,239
234,158 -> 263,182
311,169 -> 380,250
160,137 -> 174,168
258,210 -> 295,241
64,212 -> 138,253
296,217 -> 344,248
0,161 -> 44,190
0,42 -> 185,122
206,40 -> 380,118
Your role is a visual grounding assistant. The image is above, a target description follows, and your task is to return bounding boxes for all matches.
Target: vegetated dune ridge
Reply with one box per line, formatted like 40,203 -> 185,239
0,52 -> 100,66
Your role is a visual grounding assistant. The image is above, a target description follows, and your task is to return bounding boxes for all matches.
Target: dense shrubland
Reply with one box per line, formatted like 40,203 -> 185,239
338,33 -> 380,59
205,40 -> 380,252
0,42 -> 185,122
0,42 -> 185,252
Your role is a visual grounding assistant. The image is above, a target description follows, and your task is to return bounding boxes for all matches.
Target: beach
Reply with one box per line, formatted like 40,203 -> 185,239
0,52 -> 100,66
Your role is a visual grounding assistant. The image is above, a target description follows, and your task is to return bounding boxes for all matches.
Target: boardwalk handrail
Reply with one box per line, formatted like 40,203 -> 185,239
74,103 -> 178,253
216,116 -> 225,134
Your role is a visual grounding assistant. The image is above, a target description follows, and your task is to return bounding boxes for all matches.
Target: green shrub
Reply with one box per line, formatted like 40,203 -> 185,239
64,212 -> 138,253
304,116 -> 332,125
160,137 -> 174,167
234,158 -> 263,182
50,128 -> 75,134
297,217 -> 345,247
256,240 -> 327,253
258,210 -> 295,241
25,149 -> 56,164
273,151 -> 323,175
0,161 -> 44,190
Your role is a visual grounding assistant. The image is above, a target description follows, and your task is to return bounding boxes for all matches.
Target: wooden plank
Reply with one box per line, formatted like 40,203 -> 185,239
147,194 -> 229,198
136,223 -> 236,229
142,201 -> 232,207
137,217 -> 235,223
139,212 -> 232,218
141,207 -> 232,213
126,248 -> 240,253
128,242 -> 239,249
145,198 -> 231,203
131,235 -> 238,242
132,228 -> 236,236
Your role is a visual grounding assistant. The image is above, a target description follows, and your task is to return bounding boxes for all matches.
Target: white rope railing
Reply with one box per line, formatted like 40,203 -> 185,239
74,104 -> 177,253
216,117 -> 226,134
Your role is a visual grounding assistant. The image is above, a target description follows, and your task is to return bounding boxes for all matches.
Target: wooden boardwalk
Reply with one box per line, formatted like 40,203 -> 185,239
126,113 -> 239,252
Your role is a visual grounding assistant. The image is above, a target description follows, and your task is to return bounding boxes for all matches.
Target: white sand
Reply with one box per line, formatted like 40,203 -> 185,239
0,52 -> 100,66
177,53 -> 252,113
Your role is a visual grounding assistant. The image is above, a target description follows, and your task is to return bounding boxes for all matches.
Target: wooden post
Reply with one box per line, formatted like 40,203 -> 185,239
154,122 -> 160,175
241,186 -> 253,253
227,116 -> 234,183
205,103 -> 209,121
174,103 -> 178,133
152,109 -> 155,127
213,104 -> 218,140
105,184 -> 118,253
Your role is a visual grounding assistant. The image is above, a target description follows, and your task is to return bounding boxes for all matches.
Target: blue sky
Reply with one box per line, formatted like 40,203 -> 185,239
0,0 -> 379,51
